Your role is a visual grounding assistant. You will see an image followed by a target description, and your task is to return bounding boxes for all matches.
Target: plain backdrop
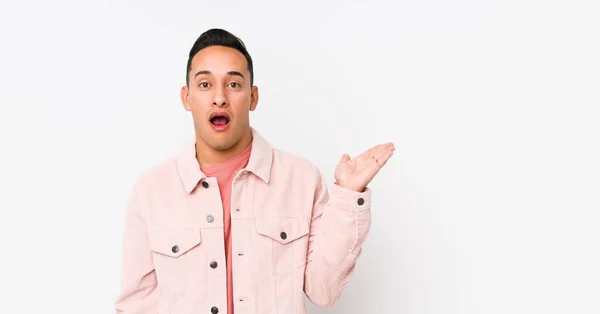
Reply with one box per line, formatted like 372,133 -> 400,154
0,0 -> 599,313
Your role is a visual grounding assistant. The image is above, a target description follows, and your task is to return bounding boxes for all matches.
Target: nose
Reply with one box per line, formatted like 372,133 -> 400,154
213,99 -> 227,107
212,86 -> 228,108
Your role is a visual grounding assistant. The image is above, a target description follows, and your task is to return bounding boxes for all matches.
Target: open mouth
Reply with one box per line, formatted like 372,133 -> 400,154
210,115 -> 229,125
209,112 -> 230,130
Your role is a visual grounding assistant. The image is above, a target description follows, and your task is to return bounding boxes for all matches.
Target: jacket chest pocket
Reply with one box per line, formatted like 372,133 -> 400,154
149,228 -> 205,294
255,217 -> 310,274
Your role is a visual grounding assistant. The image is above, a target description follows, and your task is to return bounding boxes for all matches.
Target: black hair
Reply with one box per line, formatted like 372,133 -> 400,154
185,28 -> 254,87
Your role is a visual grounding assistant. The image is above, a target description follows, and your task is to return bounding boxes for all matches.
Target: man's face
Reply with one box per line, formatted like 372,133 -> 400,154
181,45 -> 258,151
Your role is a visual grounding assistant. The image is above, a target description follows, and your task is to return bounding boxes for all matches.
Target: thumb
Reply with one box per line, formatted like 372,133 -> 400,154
340,153 -> 351,163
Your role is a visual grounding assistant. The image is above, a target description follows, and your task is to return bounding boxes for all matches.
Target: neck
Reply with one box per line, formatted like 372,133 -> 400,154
195,128 -> 252,167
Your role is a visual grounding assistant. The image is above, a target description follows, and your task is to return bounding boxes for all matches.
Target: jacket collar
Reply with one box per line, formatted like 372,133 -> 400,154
177,127 -> 273,193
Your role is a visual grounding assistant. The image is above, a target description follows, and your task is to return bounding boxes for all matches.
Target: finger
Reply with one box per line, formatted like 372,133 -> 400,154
363,143 -> 386,157
359,145 -> 378,158
360,142 -> 394,159
369,142 -> 394,157
375,150 -> 394,167
371,144 -> 395,160
379,142 -> 394,151
340,153 -> 351,163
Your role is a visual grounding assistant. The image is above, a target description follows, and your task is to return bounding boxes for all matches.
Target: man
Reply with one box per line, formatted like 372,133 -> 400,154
115,28 -> 395,314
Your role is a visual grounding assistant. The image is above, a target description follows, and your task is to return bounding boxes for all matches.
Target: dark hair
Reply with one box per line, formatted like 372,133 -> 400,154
186,28 -> 254,87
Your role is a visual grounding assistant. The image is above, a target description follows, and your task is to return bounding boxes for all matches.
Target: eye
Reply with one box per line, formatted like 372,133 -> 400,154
229,82 -> 240,88
198,82 -> 210,88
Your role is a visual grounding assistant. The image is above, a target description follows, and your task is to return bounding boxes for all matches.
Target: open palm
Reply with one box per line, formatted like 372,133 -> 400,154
334,142 -> 395,192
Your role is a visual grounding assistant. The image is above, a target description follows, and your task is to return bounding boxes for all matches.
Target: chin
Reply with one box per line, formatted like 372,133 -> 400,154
198,125 -> 243,151
206,135 -> 239,151
210,141 -> 236,151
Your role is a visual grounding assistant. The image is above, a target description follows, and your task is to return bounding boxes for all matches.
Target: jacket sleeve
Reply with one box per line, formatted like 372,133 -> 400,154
303,167 -> 373,307
114,182 -> 158,313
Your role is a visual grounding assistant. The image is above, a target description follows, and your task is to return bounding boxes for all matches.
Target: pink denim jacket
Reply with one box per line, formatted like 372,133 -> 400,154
115,128 -> 372,314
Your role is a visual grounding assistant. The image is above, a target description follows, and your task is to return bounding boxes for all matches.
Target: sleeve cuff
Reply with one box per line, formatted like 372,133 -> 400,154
330,183 -> 372,212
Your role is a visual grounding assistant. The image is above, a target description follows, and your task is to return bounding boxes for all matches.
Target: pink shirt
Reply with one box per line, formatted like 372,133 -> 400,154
200,142 -> 252,314
115,127 -> 373,314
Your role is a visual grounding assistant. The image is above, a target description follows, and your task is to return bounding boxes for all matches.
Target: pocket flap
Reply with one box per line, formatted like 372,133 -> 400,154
149,228 -> 202,258
255,217 -> 310,244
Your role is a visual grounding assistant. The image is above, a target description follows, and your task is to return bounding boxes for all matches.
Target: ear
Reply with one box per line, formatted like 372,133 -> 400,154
181,85 -> 191,111
249,85 -> 259,111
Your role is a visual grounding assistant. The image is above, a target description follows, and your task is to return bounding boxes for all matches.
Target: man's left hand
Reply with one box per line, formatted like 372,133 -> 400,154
334,142 -> 395,192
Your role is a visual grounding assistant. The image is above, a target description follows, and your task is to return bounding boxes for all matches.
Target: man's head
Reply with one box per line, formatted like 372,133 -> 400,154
181,28 -> 258,153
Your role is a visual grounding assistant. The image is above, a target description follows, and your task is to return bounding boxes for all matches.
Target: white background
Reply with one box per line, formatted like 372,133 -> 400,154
1,0 -> 599,313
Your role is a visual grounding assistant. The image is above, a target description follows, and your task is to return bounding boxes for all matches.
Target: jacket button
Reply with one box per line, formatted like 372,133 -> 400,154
210,261 -> 218,269
357,198 -> 365,205
202,181 -> 209,188
211,306 -> 219,314
206,214 -> 214,223
171,245 -> 179,253
280,231 -> 287,240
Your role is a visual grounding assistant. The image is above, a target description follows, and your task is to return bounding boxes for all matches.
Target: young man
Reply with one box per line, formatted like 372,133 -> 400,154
115,28 -> 395,314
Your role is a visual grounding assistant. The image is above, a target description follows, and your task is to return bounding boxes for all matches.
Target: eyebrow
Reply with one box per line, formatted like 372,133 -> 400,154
194,70 -> 245,79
